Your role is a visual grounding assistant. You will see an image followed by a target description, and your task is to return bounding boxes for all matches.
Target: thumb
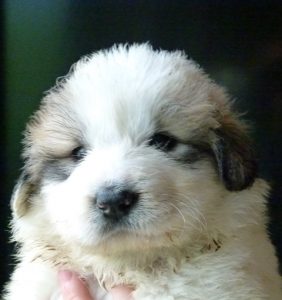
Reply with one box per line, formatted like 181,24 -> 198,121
58,270 -> 93,300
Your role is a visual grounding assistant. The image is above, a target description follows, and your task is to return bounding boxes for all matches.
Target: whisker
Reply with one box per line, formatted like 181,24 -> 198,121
169,203 -> 186,224
174,193 -> 208,232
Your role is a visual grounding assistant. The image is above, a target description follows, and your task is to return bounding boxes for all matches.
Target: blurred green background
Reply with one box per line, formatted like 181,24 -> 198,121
1,0 -> 282,290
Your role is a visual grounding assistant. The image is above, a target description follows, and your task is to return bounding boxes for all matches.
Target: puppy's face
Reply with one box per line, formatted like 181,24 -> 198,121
12,45 -> 257,252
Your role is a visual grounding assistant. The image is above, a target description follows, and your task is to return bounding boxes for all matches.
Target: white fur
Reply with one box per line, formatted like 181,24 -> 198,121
4,44 -> 282,299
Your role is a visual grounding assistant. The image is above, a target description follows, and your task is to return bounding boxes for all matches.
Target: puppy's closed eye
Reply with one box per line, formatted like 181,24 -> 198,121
148,133 -> 178,152
71,146 -> 87,161
148,132 -> 207,165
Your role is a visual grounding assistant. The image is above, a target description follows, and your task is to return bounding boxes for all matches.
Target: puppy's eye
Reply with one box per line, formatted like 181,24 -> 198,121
71,146 -> 87,161
149,133 -> 178,151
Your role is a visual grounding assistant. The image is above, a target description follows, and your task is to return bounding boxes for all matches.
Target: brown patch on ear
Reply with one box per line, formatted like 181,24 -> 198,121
212,116 -> 258,191
11,173 -> 37,218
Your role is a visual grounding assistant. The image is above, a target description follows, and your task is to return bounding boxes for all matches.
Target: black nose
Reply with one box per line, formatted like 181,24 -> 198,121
96,186 -> 139,219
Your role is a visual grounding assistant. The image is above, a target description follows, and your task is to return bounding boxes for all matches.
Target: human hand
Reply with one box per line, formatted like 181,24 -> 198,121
58,270 -> 133,300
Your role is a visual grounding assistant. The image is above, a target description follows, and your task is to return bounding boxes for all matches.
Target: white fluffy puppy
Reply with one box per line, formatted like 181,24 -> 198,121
4,44 -> 282,300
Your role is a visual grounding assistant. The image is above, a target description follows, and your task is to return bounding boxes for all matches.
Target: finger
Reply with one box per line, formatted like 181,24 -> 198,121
110,285 -> 134,300
58,270 -> 93,300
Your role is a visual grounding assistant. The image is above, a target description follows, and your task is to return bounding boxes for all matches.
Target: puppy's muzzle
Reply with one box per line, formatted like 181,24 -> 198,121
96,185 -> 139,220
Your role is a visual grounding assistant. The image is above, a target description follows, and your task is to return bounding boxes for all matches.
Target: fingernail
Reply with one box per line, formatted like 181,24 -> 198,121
111,285 -> 134,300
58,270 -> 73,283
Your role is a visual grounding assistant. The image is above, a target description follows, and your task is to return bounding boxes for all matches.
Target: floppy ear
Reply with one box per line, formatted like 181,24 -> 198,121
11,173 -> 36,218
211,118 -> 258,191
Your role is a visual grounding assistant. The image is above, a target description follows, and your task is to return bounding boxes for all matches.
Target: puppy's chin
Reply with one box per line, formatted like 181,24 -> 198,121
79,228 -> 185,256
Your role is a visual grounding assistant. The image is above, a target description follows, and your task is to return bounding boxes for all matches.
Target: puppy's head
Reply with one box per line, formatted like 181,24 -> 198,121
12,44 -> 257,252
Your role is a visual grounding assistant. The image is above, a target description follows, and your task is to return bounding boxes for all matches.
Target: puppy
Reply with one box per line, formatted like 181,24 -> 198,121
4,44 -> 282,299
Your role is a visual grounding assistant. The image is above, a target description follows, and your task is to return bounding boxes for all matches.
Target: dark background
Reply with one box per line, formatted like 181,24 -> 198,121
1,0 -> 282,291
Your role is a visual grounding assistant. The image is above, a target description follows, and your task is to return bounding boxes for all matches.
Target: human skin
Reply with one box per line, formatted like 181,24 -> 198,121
58,270 -> 133,300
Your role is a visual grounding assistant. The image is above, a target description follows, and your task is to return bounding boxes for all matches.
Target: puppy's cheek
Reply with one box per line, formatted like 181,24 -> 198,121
41,181 -> 96,244
149,161 -> 223,233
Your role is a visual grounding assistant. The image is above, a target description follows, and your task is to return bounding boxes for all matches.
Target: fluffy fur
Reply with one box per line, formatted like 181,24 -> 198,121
4,44 -> 282,299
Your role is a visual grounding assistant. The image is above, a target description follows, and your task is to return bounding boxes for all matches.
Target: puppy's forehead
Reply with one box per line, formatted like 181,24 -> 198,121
54,45 -> 218,143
